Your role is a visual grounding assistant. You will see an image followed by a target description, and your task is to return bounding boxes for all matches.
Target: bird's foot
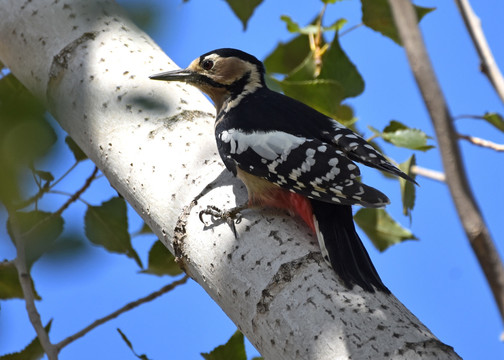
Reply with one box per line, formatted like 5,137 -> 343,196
199,204 -> 247,238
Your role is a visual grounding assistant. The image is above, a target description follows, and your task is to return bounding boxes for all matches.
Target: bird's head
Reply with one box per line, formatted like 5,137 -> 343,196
150,48 -> 266,113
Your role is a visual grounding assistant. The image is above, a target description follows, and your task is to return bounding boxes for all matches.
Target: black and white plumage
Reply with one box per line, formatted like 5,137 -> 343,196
150,48 -> 416,293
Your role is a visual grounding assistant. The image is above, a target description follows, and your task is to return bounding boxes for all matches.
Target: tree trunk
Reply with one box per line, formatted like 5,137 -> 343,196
0,1 -> 460,359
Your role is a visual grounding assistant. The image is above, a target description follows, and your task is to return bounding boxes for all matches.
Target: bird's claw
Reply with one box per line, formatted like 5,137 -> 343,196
198,205 -> 243,238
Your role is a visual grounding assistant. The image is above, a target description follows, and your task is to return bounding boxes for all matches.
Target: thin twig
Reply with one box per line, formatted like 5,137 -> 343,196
50,161 -> 79,188
411,165 -> 445,182
19,166 -> 98,241
9,214 -> 59,360
55,275 -> 190,351
49,190 -> 92,207
14,182 -> 51,210
389,0 -> 504,327
365,133 -> 379,143
458,133 -> 504,152
339,23 -> 363,37
454,0 -> 504,104
54,166 -> 98,216
15,162 -> 80,210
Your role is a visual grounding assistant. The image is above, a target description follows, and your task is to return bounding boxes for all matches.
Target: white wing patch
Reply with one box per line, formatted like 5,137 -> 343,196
219,129 -> 306,161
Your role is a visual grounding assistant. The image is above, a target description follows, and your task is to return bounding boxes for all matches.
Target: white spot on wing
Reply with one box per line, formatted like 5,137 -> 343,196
328,158 -> 339,167
331,120 -> 346,129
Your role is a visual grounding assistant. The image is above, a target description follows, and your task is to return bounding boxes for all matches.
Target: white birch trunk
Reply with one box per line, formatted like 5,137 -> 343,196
0,1 -> 460,359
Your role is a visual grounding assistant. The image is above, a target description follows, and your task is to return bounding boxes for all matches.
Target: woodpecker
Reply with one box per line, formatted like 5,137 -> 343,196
150,48 -> 416,293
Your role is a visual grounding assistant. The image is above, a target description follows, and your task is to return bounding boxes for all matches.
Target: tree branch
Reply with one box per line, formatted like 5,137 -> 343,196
454,0 -> 504,104
458,133 -> 504,151
388,0 -> 504,328
9,214 -> 59,360
411,165 -> 445,182
18,166 -> 98,242
55,275 -> 189,351
54,166 -> 98,216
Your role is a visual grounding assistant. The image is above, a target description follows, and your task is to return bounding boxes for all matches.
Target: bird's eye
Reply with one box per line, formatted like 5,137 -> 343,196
202,59 -> 214,71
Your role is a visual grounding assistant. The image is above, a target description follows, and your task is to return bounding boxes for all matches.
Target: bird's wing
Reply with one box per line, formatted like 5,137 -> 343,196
233,89 -> 416,184
320,118 -> 417,184
217,128 -> 390,208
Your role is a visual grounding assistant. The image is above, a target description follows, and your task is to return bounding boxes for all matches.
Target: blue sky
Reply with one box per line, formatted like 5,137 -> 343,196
1,0 -> 503,359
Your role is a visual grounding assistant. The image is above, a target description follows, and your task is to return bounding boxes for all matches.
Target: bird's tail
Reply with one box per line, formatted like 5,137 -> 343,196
310,200 -> 390,293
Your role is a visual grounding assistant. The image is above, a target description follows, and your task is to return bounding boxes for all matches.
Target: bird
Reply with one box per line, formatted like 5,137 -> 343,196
150,48 -> 416,293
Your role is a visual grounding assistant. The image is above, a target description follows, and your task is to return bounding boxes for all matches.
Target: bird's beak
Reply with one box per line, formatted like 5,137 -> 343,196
149,68 -> 198,83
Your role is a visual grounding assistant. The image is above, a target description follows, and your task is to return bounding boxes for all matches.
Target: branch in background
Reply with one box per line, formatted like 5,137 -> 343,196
54,166 -> 98,216
388,0 -> 504,328
6,166 -> 100,359
458,133 -> 504,152
411,165 -> 445,182
9,215 -> 59,360
55,275 -> 190,351
454,0 -> 504,104
18,166 -> 98,243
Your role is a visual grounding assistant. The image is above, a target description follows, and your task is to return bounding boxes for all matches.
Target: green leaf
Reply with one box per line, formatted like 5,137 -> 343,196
7,211 -> 65,268
65,136 -> 88,162
201,331 -> 246,360
2,117 -> 56,166
285,50 -> 318,81
399,155 -> 417,218
323,18 -> 347,32
280,15 -> 334,35
319,32 -> 365,98
372,120 -> 434,151
264,19 -> 322,75
0,74 -> 54,205
141,240 -> 182,277
278,49 -> 346,119
333,104 -> 357,127
279,79 -> 345,119
224,0 -> 263,30
0,260 -> 40,300
482,112 -> 504,132
361,0 -> 435,45
354,208 -> 417,251
280,15 -> 302,33
85,197 -> 142,268
264,34 -> 312,75
117,328 -> 151,360
137,222 -> 154,235
0,320 -> 52,360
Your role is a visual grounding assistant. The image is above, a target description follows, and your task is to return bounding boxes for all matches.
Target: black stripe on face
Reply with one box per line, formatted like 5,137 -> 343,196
196,71 -> 252,97
227,72 -> 250,97
195,74 -> 229,89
